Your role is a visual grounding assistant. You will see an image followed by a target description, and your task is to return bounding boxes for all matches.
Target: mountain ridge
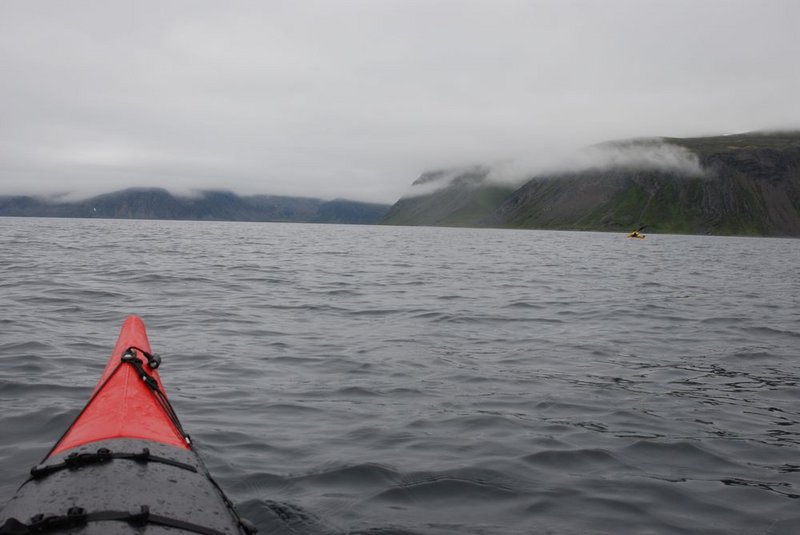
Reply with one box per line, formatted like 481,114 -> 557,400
383,131 -> 800,236
0,188 -> 390,225
4,131 -> 799,236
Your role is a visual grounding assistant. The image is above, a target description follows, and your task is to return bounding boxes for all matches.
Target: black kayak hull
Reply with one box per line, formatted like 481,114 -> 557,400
1,438 -> 254,534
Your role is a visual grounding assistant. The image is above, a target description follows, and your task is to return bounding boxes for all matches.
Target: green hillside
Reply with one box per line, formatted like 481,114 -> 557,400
381,168 -> 517,227
383,131 -> 800,236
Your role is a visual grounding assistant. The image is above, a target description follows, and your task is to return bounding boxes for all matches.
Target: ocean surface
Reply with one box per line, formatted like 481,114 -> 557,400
1,217 -> 799,534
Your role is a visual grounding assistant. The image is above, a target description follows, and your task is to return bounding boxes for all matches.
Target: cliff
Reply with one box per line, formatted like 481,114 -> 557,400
382,132 -> 800,236
487,132 -> 800,236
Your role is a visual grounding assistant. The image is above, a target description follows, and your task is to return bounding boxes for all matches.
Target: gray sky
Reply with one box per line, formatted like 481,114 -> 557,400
1,0 -> 798,203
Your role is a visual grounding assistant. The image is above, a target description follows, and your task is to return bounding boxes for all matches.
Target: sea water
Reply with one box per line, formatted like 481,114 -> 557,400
1,217 -> 799,534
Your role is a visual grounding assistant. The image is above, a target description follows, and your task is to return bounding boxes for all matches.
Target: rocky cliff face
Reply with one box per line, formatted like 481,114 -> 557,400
487,132 -> 800,236
379,132 -> 800,236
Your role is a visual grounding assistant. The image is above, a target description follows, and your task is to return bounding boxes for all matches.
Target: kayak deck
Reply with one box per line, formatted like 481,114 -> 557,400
2,439 -> 246,534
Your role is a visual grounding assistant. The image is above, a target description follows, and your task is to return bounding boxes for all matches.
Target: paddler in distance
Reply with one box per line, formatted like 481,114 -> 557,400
628,225 -> 646,239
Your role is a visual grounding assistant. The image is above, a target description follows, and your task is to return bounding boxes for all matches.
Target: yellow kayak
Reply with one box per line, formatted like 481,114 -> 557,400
628,231 -> 646,239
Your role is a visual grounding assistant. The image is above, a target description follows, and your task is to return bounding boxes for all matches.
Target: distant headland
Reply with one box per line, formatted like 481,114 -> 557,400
0,189 -> 391,225
382,131 -> 800,237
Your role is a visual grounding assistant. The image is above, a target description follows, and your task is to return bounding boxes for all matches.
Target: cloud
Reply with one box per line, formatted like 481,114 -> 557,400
479,139 -> 706,193
555,140 -> 706,176
400,166 -> 489,198
0,1 -> 798,203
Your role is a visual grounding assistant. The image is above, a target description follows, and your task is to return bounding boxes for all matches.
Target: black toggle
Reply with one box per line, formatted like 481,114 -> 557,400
147,353 -> 162,369
123,346 -> 161,369
124,350 -> 160,389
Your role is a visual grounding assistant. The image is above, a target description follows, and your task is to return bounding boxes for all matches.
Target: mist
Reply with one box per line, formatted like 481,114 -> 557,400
399,167 -> 490,199
1,1 -> 799,203
553,140 -> 706,177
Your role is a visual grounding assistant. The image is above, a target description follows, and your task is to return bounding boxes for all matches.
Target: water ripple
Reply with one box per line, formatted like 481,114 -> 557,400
1,218 -> 799,534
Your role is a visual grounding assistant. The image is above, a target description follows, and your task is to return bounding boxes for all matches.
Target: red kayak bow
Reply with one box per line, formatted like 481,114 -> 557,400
0,316 -> 255,535
50,315 -> 189,456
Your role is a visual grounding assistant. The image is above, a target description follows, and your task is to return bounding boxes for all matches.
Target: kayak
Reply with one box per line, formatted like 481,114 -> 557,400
627,232 -> 646,239
0,316 -> 256,534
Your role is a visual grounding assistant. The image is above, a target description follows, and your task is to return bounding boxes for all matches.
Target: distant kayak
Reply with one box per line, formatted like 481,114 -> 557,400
628,231 -> 646,239
0,316 -> 255,534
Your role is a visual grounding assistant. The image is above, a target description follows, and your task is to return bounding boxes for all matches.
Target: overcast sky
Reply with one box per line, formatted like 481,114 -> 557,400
1,0 -> 798,203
